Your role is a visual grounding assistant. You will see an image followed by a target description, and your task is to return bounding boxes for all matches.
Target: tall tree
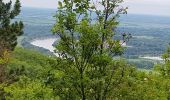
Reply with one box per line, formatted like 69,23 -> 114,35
0,0 -> 23,83
51,0 -> 131,99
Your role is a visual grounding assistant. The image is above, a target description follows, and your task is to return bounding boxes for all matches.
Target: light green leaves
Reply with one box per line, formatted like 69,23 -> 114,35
4,76 -> 55,100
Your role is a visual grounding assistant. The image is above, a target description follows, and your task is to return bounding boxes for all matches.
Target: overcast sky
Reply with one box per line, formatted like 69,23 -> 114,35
5,0 -> 170,16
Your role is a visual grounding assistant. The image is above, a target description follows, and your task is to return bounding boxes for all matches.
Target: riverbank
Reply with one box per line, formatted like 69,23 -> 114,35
30,38 -> 59,56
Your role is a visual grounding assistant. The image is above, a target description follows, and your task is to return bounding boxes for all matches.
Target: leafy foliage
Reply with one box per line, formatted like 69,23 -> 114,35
50,0 -> 135,99
0,0 -> 24,52
0,0 -> 23,83
0,48 -> 170,99
1,0 -> 170,100
2,76 -> 55,100
0,48 -> 59,99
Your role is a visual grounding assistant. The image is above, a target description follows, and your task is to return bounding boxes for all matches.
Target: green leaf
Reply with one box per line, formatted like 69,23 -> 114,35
58,1 -> 62,8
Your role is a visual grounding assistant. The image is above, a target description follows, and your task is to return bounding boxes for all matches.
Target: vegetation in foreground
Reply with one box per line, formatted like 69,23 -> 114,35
1,0 -> 170,100
0,47 -> 170,99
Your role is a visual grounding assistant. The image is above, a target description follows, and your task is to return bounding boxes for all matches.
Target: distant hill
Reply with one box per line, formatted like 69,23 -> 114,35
15,7 -> 170,69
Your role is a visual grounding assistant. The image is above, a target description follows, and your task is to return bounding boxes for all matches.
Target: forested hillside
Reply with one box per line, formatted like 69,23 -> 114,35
1,0 -> 170,100
1,47 -> 170,99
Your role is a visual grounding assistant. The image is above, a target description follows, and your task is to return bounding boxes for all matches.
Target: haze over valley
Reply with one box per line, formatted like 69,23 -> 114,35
16,7 -> 170,69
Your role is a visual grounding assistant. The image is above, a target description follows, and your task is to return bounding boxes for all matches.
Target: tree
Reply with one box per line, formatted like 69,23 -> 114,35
154,45 -> 170,99
51,0 -> 131,99
156,45 -> 170,77
0,0 -> 23,83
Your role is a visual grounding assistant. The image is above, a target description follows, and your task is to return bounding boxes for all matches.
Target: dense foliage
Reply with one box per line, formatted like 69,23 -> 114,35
51,0 -> 130,99
1,0 -> 170,100
0,0 -> 23,52
0,0 -> 23,83
0,48 -> 170,99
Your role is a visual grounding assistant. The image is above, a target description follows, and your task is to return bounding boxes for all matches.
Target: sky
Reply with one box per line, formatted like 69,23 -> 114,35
4,0 -> 170,16
124,0 -> 170,16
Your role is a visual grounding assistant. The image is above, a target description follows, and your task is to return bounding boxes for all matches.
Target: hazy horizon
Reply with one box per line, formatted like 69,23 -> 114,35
4,0 -> 170,17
